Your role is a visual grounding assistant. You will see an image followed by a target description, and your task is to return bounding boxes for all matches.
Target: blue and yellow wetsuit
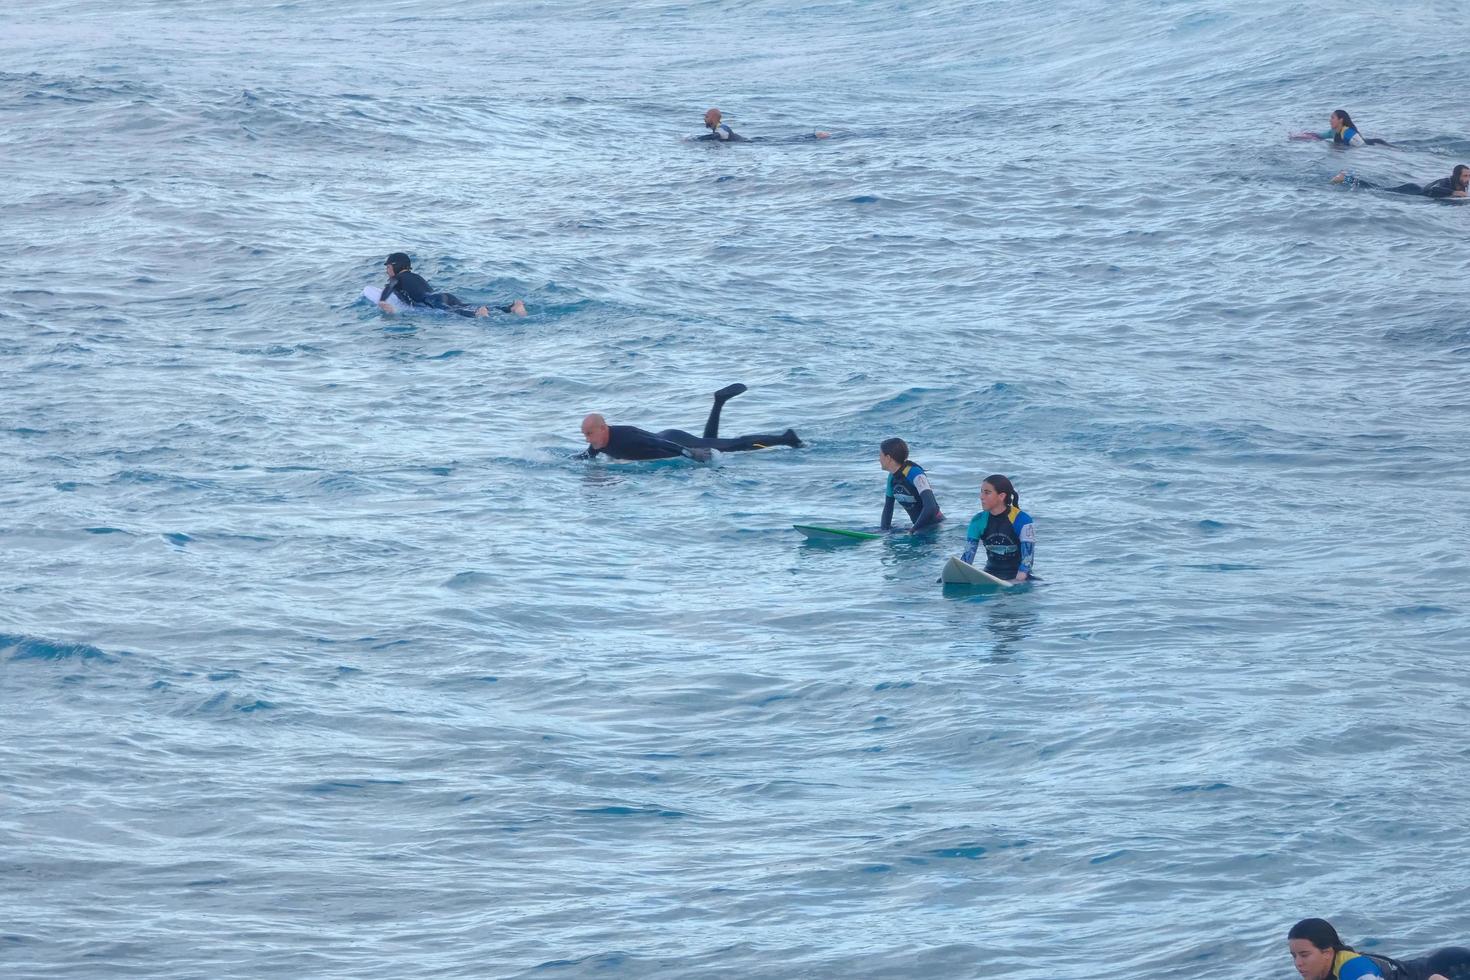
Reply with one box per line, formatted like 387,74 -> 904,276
1320,124 -> 1366,147
881,462 -> 942,532
1327,947 -> 1470,980
961,505 -> 1035,579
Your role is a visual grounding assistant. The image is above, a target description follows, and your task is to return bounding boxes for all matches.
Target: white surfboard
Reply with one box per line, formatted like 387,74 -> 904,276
940,556 -> 1018,587
362,284 -> 409,313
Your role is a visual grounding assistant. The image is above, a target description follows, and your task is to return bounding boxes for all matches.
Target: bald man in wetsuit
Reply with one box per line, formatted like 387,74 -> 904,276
691,108 -> 830,143
576,384 -> 803,461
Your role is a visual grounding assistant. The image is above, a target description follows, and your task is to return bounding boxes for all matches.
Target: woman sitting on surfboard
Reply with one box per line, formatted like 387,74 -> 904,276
960,475 -> 1035,582
1287,917 -> 1470,980
879,437 -> 942,534
1290,109 -> 1390,147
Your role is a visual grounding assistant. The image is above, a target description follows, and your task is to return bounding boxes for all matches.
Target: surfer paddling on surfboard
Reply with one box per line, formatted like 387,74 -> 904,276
375,252 -> 527,318
960,474 -> 1035,583
878,438 -> 943,534
576,384 -> 804,462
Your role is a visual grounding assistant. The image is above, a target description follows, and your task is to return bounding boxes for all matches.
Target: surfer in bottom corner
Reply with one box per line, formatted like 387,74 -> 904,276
960,474 -> 1035,582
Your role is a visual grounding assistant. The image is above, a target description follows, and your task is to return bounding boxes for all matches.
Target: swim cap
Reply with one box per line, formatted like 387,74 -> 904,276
385,252 -> 412,271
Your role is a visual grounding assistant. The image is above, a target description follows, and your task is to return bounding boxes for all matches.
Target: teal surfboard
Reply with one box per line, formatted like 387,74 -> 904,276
940,555 -> 1018,587
793,524 -> 882,542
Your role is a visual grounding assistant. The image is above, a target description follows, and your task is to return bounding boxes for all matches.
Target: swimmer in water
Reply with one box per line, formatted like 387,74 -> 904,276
878,438 -> 943,534
1287,918 -> 1470,980
1290,109 -> 1390,147
691,107 -> 831,143
576,384 -> 804,461
1331,163 -> 1469,198
377,253 -> 527,318
959,475 -> 1035,582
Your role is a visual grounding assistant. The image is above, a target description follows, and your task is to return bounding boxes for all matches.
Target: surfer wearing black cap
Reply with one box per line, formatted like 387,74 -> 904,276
377,253 -> 527,317
576,384 -> 804,461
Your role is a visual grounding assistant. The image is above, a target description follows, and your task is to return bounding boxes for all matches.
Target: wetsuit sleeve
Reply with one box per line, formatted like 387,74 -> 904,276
911,489 -> 940,532
1347,132 -> 1365,146
880,496 -> 895,531
573,446 -> 600,461
1017,516 -> 1036,575
961,512 -> 985,564
1337,957 -> 1385,980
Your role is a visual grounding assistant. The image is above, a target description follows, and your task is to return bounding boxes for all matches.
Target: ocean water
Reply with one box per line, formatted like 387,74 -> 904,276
3,1 -> 1469,977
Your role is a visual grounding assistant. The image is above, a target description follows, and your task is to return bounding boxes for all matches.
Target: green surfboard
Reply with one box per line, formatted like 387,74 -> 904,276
793,524 -> 882,542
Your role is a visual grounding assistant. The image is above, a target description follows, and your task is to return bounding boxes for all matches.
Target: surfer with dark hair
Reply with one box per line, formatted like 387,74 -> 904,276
376,252 -> 527,318
1287,917 -> 1470,980
690,107 -> 831,143
576,384 -> 804,461
878,437 -> 943,534
1291,109 -> 1390,147
960,475 -> 1035,582
1331,163 -> 1469,197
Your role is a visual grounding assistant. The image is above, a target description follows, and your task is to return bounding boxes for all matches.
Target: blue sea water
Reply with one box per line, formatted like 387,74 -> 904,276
3,1 -> 1469,977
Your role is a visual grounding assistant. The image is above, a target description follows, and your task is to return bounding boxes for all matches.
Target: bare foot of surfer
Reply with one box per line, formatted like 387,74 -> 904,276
508,299 -> 527,317
475,306 -> 490,317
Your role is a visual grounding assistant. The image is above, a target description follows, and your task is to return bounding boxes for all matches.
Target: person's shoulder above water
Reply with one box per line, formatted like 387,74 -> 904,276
690,106 -> 831,143
693,107 -> 744,142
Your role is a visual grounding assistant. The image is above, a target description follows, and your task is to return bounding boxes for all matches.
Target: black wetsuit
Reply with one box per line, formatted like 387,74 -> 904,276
380,271 -> 515,317
694,123 -> 745,142
1357,175 -> 1464,198
880,461 -> 942,532
1363,947 -> 1470,980
577,389 -> 801,461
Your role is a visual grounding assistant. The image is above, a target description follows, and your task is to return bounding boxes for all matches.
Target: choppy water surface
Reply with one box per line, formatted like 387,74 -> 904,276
3,2 -> 1469,977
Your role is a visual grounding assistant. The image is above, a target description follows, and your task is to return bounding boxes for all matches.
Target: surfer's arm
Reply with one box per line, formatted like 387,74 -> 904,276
961,538 -> 980,564
908,489 -> 940,533
880,495 -> 896,531
1016,520 -> 1036,578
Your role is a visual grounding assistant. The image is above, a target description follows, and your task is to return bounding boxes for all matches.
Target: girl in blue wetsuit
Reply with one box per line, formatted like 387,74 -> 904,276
1291,109 -> 1390,147
878,437 -> 942,534
960,474 -> 1035,582
1287,918 -> 1470,980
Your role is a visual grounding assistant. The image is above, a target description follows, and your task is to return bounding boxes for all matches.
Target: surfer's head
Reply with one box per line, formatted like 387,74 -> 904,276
981,474 -> 1017,513
1454,163 -> 1469,191
1287,919 -> 1351,980
385,252 -> 413,275
878,437 -> 908,473
581,413 -> 611,450
704,108 -> 722,130
1329,109 -> 1354,133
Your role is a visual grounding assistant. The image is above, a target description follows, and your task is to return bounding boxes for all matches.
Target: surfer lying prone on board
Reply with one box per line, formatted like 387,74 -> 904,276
1289,108 -> 1390,147
690,107 -> 831,143
1288,917 -> 1470,980
376,252 -> 527,318
878,437 -> 942,534
575,384 -> 804,462
1332,163 -> 1469,198
960,474 -> 1035,582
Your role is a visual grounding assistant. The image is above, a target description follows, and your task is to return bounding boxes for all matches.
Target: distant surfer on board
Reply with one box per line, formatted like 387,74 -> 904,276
376,252 -> 527,318
1331,163 -> 1469,198
878,438 -> 943,534
960,475 -> 1035,582
1288,108 -> 1390,147
690,107 -> 831,143
576,384 -> 804,461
